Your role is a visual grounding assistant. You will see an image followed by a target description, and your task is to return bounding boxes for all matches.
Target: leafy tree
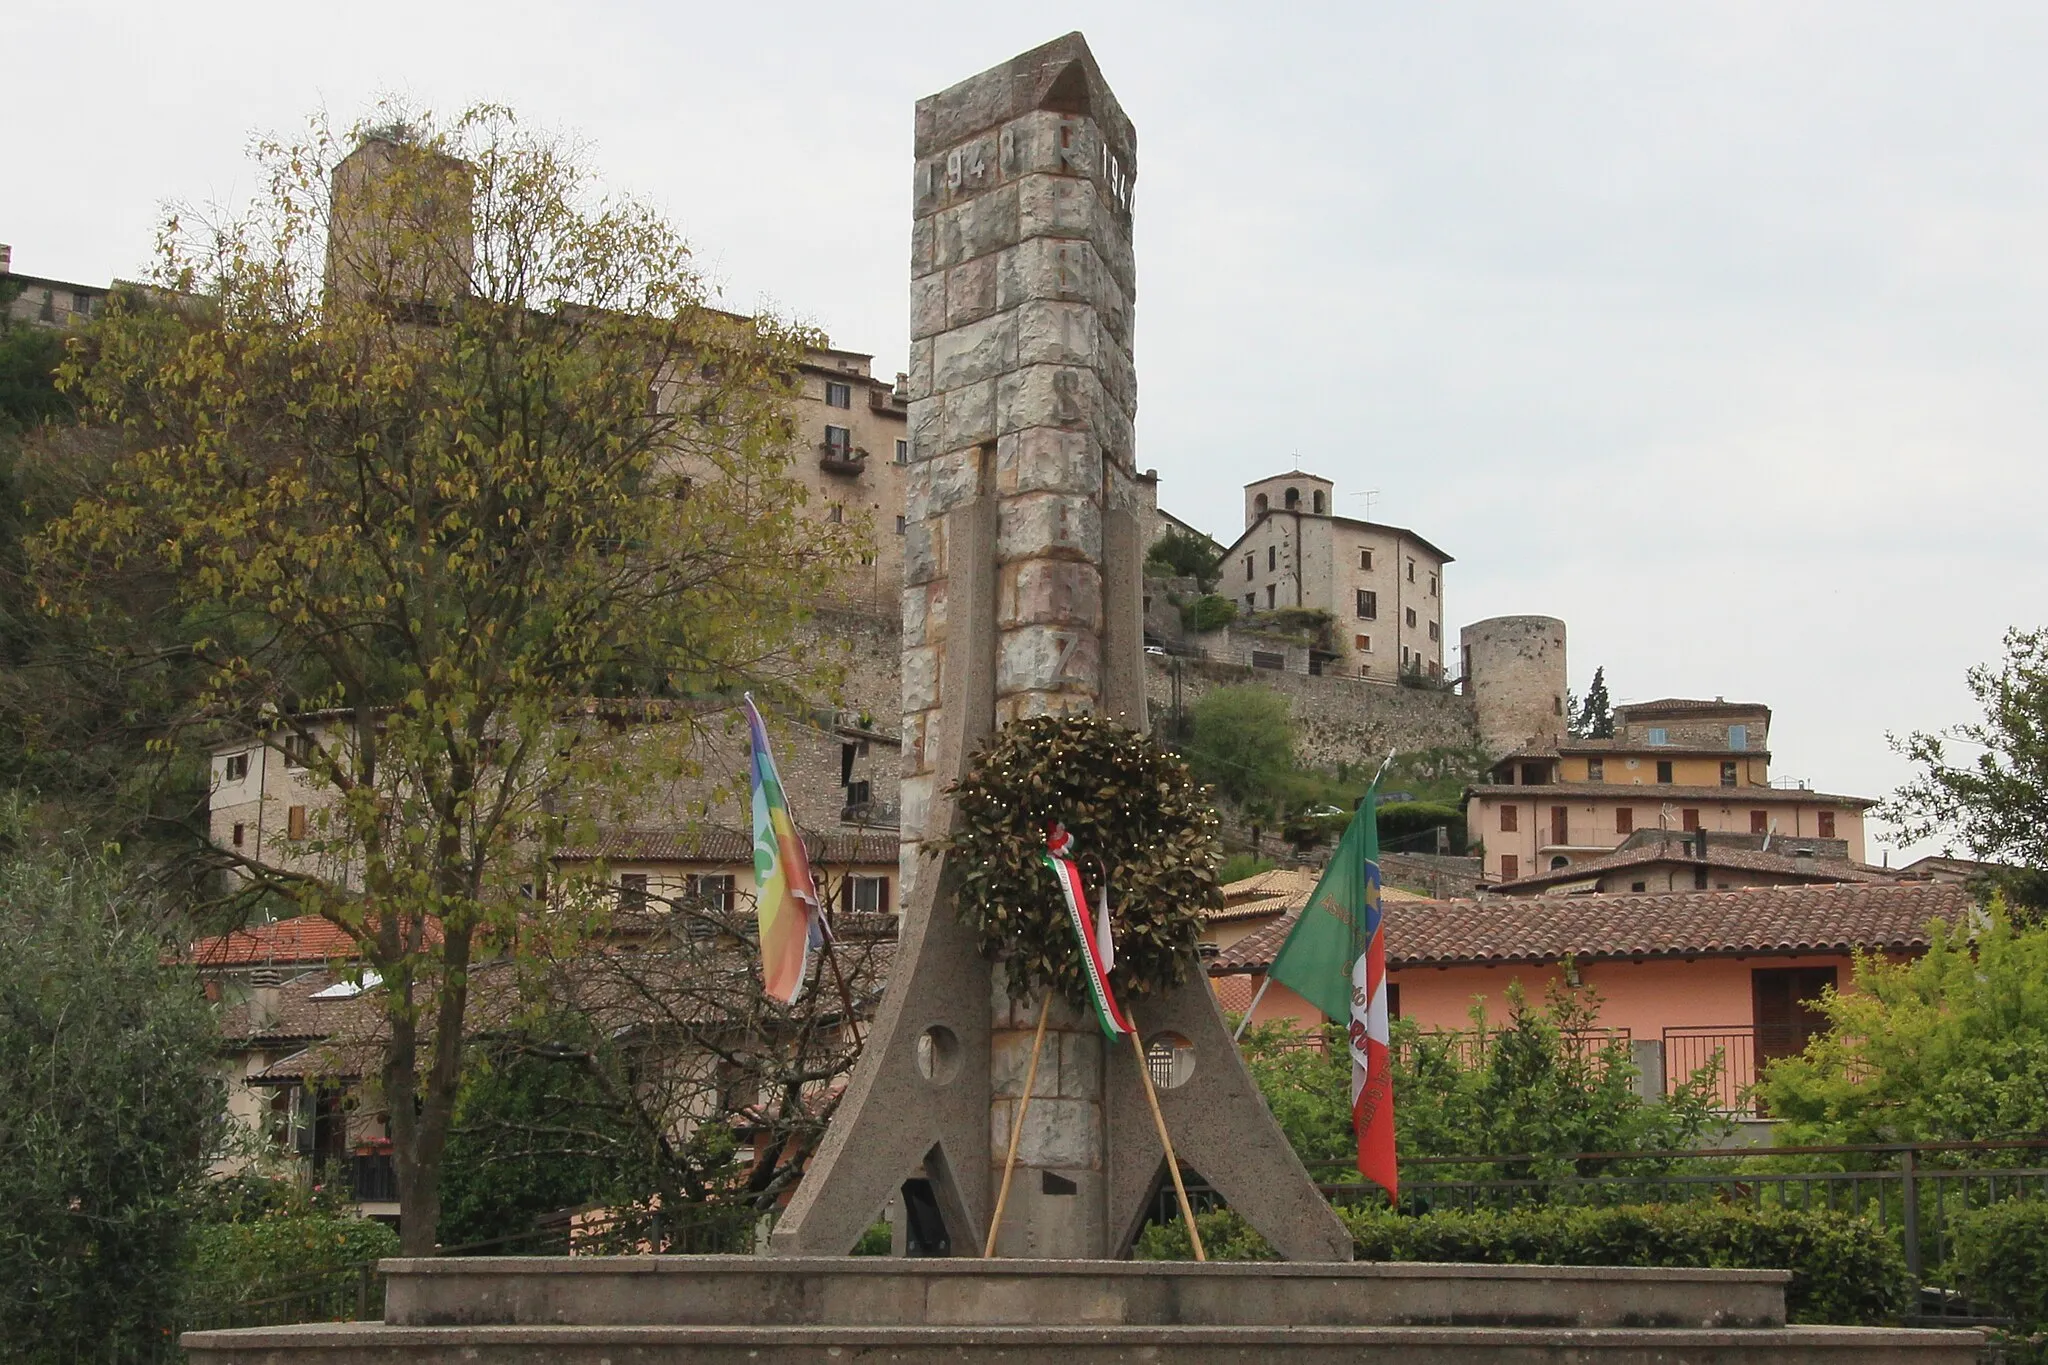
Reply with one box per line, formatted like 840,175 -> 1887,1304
1757,903 -> 2048,1160
1217,852 -> 1275,884
1145,527 -> 1221,590
1571,666 -> 1614,739
0,834 -> 219,1361
1179,593 -> 1237,633
32,107 -> 855,1252
1239,978 -> 1721,1180
1186,685 -> 1295,845
1886,628 -> 2048,912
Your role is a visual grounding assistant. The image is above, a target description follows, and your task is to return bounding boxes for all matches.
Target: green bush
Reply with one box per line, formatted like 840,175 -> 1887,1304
1949,1199 -> 2048,1329
1138,1203 -> 1909,1326
187,1209 -> 400,1310
1376,800 -> 1466,854
1218,853 -> 1275,885
1181,594 -> 1238,633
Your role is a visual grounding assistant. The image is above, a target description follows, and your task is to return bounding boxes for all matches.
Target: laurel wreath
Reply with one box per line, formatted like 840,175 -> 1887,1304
937,712 -> 1221,1010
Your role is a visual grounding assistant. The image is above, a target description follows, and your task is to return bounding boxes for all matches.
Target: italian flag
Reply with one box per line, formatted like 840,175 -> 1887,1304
1043,823 -> 1132,1038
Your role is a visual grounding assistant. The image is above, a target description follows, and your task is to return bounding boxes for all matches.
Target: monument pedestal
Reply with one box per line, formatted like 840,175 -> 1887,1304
183,1255 -> 1985,1363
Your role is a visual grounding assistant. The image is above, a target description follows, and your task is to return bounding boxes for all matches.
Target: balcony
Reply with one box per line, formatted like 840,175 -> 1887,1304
819,443 -> 867,476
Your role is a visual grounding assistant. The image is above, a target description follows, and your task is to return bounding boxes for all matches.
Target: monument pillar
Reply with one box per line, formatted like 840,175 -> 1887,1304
771,33 -> 1348,1263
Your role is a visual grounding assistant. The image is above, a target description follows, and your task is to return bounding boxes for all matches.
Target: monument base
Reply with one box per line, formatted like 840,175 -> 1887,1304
183,1255 -> 1983,1363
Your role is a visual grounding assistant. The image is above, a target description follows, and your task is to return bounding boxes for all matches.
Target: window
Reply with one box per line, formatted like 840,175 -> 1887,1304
1550,855 -> 1570,870
1499,804 -> 1519,833
1265,584 -> 1276,607
844,875 -> 890,914
1428,620 -> 1439,642
287,805 -> 308,840
1751,810 -> 1769,834
619,873 -> 649,913
1254,493 -> 1269,514
1520,762 -> 1547,785
1429,573 -> 1438,597
1550,806 -> 1568,844
73,291 -> 95,315
1244,555 -> 1255,581
1616,807 -> 1634,835
1406,559 -> 1415,582
1404,607 -> 1417,628
1720,760 -> 1738,787
232,822 -> 246,848
1401,645 -> 1411,667
1499,854 -> 1519,881
1753,966 -> 1838,1063
828,503 -> 843,524
1354,634 -> 1370,651
1355,590 -> 1377,619
282,734 -> 313,768
1267,545 -> 1277,571
896,515 -> 907,534
1284,487 -> 1299,509
1630,881 -> 1648,893
1251,650 -> 1284,671
1682,808 -> 1700,832
1244,593 -> 1256,610
224,753 -> 250,782
1728,724 -> 1748,751
825,381 -> 852,408
1656,760 -> 1674,784
1429,661 -> 1441,678
1647,727 -> 1670,746
845,779 -> 873,808
1587,758 -> 1605,781
686,874 -> 736,914
1358,663 -> 1373,677
1817,811 -> 1837,839
823,424 -> 852,452
895,439 -> 909,464
1359,548 -> 1373,570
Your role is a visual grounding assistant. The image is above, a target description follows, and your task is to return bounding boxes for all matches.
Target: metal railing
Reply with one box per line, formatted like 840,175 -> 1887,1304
1663,1024 -> 1759,1115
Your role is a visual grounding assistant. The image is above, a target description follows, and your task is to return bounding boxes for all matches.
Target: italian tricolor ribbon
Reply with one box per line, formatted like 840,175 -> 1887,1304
1042,823 -> 1132,1038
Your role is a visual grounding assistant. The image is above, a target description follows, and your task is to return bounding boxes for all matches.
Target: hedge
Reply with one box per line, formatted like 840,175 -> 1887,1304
1136,1203 -> 1909,1326
1949,1199 -> 2048,1331
187,1210 -> 400,1311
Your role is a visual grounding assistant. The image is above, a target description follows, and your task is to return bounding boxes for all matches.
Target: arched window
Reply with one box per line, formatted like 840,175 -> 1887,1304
1312,490 -> 1326,513
1254,493 -> 1269,514
1284,487 -> 1300,509
1549,855 -> 1570,870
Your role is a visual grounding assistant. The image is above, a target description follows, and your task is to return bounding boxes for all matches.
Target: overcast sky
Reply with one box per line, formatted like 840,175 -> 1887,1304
12,2 -> 2045,863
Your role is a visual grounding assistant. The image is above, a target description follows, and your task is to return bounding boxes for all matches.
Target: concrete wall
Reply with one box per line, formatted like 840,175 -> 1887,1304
1462,615 -> 1568,758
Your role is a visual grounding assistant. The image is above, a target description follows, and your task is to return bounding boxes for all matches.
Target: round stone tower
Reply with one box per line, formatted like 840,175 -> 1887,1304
1461,615 -> 1567,759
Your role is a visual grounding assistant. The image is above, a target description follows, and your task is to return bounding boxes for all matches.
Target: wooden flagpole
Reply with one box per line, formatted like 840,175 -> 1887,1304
983,1001 -> 1052,1257
1128,1028 -> 1206,1262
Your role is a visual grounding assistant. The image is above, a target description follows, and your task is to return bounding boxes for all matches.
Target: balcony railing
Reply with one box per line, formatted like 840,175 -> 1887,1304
819,443 -> 867,475
346,1153 -> 398,1203
1662,1025 -> 1759,1115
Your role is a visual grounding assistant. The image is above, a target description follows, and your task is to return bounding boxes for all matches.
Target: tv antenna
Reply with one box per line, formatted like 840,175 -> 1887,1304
1348,489 -> 1382,522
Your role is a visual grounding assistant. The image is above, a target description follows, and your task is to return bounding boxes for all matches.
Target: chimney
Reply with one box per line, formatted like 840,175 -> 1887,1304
1696,829 -> 1708,859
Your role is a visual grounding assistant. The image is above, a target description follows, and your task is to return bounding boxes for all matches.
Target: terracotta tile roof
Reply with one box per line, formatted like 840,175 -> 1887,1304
215,969 -> 369,1043
1465,783 -> 1877,808
1491,843 -> 1895,893
554,826 -> 898,865
191,917 -> 363,967
1206,865 -> 1426,926
1614,699 -> 1771,719
1209,881 -> 1975,975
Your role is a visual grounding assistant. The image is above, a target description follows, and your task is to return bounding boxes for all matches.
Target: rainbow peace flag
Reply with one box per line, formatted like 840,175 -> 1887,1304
744,695 -> 824,1004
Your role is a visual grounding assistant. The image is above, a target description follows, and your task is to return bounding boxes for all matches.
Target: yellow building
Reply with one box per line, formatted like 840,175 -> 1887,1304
1464,699 -> 1875,883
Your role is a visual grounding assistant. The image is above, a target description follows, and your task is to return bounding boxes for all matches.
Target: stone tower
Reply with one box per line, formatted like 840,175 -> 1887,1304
1461,614 -> 1568,758
770,34 -> 1347,1263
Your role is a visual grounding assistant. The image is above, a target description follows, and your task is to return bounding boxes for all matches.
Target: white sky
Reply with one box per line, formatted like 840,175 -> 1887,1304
11,1 -> 2046,863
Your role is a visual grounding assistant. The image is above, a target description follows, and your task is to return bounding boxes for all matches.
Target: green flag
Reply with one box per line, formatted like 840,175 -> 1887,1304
1266,789 -> 1378,1022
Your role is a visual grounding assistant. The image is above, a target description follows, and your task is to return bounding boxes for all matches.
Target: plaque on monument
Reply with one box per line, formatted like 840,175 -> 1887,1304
768,32 -> 1349,1262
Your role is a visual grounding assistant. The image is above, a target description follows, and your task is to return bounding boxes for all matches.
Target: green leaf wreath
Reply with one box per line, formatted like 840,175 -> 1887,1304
938,712 -> 1222,1009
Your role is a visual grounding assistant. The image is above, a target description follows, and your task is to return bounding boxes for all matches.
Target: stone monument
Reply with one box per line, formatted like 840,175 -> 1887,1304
769,32 -> 1349,1262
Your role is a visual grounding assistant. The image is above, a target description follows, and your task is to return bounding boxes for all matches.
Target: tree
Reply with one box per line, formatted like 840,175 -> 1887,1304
1885,628 -> 2048,911
1571,666 -> 1614,739
1757,903 -> 2048,1161
1145,527 -> 1221,590
0,832 -> 219,1360
1186,685 -> 1294,844
33,107 -> 856,1252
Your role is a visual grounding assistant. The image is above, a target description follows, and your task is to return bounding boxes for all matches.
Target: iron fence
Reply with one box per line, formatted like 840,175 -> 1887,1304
1662,1024 -> 1759,1115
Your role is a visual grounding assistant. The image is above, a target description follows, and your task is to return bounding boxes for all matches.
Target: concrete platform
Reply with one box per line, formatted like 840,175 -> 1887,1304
181,1256 -> 1986,1363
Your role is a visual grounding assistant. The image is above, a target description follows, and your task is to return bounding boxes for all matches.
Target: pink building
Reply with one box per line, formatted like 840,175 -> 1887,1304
1211,881 -> 1973,1113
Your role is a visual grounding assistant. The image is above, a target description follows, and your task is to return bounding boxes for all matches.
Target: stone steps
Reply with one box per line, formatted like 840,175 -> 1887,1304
182,1320 -> 1988,1364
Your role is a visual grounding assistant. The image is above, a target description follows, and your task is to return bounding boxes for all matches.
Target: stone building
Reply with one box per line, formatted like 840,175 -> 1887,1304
0,243 -> 109,327
1215,470 -> 1452,682
1461,615 -> 1568,758
785,346 -> 910,609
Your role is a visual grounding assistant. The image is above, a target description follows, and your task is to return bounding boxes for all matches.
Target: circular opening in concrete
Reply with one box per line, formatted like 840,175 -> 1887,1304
1144,1031 -> 1194,1090
916,1025 -> 962,1084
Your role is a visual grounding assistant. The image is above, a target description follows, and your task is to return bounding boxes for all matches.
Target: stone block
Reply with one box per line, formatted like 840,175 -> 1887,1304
910,214 -> 935,279
945,254 -> 999,327
996,238 -> 1099,310
998,364 -> 1102,436
932,313 -> 1019,393
996,428 -> 1101,497
902,584 -> 931,647
997,490 -> 1101,562
905,448 -> 984,524
1059,1030 -> 1103,1099
908,339 -> 935,406
920,67 -> 1017,156
1001,560 -> 1102,631
1016,300 -> 1098,368
999,624 -> 1102,698
1017,172 -> 1098,243
903,519 -> 940,587
935,184 -> 1020,271
911,274 -> 948,342
991,1096 -> 1102,1169
903,645 -> 941,713
939,379 -> 998,452
992,1029 -> 1061,1099
998,687 -> 1098,724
